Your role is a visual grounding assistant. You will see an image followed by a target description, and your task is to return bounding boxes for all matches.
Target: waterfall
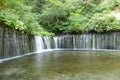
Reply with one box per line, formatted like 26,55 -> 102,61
0,26 -> 35,60
35,36 -> 44,52
92,34 -> 95,50
35,32 -> 120,51
35,36 -> 54,52
1,31 -> 120,61
53,37 -> 58,49
2,31 -> 120,60
43,37 -> 52,49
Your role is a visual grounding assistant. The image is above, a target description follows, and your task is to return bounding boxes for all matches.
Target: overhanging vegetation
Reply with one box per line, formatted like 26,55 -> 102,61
0,0 -> 120,36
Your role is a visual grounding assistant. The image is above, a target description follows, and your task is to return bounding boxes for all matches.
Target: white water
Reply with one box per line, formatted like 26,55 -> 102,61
1,33 -> 120,62
53,37 -> 58,49
43,37 -> 51,49
35,33 -> 120,51
35,36 -> 45,52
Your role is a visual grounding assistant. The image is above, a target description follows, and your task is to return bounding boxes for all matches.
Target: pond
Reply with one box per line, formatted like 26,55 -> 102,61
0,50 -> 120,80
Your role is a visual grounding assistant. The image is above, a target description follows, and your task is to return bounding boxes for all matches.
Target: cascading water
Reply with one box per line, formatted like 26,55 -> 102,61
43,37 -> 52,49
0,27 -> 35,60
53,37 -> 58,49
35,36 -> 45,52
35,36 -> 54,52
1,31 -> 120,61
35,32 -> 120,51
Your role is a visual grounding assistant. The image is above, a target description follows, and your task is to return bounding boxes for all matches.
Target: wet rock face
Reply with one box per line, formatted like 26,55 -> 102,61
51,33 -> 120,50
1,26 -> 120,60
104,45 -> 114,49
35,32 -> 120,50
0,27 -> 35,59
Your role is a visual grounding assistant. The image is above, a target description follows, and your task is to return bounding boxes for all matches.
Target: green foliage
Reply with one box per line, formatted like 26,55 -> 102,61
0,9 -> 26,31
0,0 -> 54,36
0,0 -> 8,10
1,0 -> 120,36
35,0 -> 120,34
87,9 -> 120,32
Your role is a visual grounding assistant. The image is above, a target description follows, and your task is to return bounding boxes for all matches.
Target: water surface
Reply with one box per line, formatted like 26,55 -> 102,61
0,50 -> 120,80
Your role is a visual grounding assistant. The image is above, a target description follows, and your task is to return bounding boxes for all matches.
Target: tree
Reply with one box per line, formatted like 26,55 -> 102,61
0,0 -> 6,9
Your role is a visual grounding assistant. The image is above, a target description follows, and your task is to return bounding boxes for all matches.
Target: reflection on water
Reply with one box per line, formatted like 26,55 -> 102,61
0,51 -> 120,80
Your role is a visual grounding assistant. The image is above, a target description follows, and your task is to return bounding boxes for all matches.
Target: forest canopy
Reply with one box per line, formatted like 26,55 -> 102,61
0,0 -> 120,36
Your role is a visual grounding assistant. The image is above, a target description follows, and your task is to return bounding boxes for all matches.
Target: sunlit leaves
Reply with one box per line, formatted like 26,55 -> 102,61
0,0 -> 54,36
1,0 -> 120,35
0,9 -> 26,31
88,11 -> 120,32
